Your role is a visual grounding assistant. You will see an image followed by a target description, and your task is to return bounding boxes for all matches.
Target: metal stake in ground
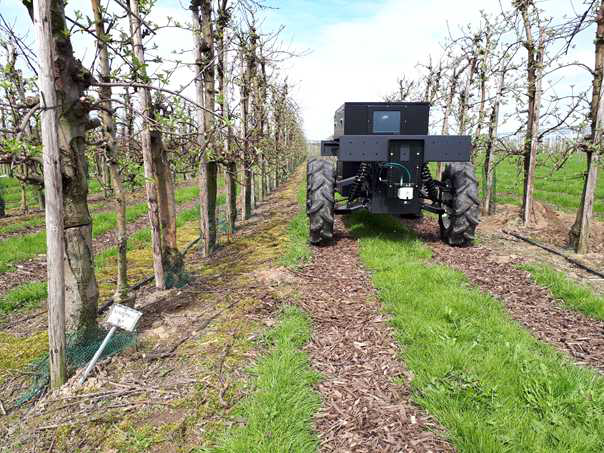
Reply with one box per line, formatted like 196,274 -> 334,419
79,304 -> 142,385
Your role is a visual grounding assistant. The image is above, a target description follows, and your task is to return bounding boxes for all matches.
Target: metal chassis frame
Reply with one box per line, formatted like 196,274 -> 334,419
321,134 -> 471,162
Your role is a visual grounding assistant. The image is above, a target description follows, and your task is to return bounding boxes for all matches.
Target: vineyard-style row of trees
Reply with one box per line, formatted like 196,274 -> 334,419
0,0 -> 305,386
385,0 -> 603,255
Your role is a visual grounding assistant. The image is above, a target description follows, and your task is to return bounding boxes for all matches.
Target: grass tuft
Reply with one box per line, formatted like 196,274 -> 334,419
0,281 -> 47,316
521,262 -> 604,321
206,305 -> 320,453
348,211 -> 604,452
281,178 -> 311,267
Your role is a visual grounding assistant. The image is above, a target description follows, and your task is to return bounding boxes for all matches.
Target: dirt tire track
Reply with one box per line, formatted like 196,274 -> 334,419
296,217 -> 453,452
407,217 -> 604,374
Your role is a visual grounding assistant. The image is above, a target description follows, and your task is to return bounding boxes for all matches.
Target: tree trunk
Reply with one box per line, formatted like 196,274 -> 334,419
91,0 -> 131,304
570,152 -> 599,253
20,182 -> 28,214
438,74 -> 458,178
483,69 -> 506,216
570,0 -> 604,253
129,0 -> 165,289
24,0 -> 100,335
152,128 -> 184,286
0,188 -> 5,218
243,164 -> 252,218
192,0 -> 218,255
33,0 -> 66,388
215,1 -> 235,235
37,186 -> 45,210
473,35 -> 491,159
261,158 -> 268,199
519,5 -> 545,226
458,57 -> 478,135
241,78 -> 253,220
226,162 -> 237,235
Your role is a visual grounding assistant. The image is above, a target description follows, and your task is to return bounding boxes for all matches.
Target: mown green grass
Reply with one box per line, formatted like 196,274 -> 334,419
0,186 -> 200,274
281,180 -> 311,267
0,215 -> 46,235
0,189 -> 213,318
521,262 -> 604,321
0,281 -> 47,316
206,305 -> 320,453
0,177 -> 106,214
347,212 -> 604,452
475,152 -> 604,215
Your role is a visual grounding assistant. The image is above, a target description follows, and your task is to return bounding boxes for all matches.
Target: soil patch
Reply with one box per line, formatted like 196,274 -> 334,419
479,201 -> 604,294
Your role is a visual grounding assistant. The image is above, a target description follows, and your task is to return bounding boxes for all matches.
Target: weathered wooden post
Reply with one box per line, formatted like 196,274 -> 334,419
33,0 -> 66,388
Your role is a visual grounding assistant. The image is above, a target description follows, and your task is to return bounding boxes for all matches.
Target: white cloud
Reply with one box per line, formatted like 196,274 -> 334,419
284,0 -> 504,140
4,0 -> 596,140
281,0 -> 596,140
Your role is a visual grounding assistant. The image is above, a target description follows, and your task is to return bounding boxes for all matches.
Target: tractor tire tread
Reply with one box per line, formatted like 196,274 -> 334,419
307,158 -> 335,245
440,162 -> 480,247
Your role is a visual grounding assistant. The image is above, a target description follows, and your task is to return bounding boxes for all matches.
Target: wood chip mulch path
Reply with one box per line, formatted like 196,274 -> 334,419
296,217 -> 453,453
407,217 -> 604,374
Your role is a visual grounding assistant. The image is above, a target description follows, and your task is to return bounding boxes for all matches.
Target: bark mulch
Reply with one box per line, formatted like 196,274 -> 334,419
406,217 -> 604,374
295,218 -> 453,453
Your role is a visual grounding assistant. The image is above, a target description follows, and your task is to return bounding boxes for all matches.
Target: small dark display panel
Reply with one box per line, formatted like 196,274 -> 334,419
372,111 -> 400,133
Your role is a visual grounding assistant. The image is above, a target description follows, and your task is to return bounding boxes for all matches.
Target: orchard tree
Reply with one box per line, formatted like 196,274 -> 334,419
23,0 -> 100,336
569,0 -> 604,253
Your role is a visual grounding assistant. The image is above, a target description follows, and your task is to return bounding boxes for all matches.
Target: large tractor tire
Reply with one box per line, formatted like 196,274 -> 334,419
307,158 -> 335,245
439,162 -> 480,246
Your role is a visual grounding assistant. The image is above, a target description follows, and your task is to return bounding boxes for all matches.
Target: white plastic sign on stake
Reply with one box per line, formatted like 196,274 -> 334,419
79,304 -> 143,384
107,304 -> 143,332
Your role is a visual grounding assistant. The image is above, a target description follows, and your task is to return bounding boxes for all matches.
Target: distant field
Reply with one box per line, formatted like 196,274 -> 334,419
473,152 -> 604,216
0,176 -> 105,214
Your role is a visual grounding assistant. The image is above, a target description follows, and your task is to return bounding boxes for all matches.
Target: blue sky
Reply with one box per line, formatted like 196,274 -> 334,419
0,0 -> 597,139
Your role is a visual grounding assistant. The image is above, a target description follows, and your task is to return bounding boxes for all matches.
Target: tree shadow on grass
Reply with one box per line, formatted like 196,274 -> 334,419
341,211 -> 422,245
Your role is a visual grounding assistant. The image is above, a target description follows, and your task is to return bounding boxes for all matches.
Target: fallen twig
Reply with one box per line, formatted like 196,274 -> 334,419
503,230 -> 604,279
46,434 -> 56,453
144,335 -> 191,361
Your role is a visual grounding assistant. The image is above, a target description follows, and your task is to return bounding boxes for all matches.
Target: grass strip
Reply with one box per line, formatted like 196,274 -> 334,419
0,185 -> 199,273
0,191 -> 214,317
0,281 -> 47,316
521,262 -> 604,321
207,305 -> 320,453
0,216 -> 46,236
474,152 -> 604,215
347,212 -> 604,452
280,179 -> 311,267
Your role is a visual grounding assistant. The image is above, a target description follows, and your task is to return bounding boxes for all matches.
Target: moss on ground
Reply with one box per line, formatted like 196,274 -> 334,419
0,331 -> 48,386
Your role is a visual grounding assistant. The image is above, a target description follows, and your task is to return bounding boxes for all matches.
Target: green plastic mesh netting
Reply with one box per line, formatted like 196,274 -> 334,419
14,209 -> 236,407
15,326 -> 136,407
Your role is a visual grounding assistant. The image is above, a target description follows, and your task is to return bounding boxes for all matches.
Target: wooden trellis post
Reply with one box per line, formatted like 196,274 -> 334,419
33,0 -> 66,388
